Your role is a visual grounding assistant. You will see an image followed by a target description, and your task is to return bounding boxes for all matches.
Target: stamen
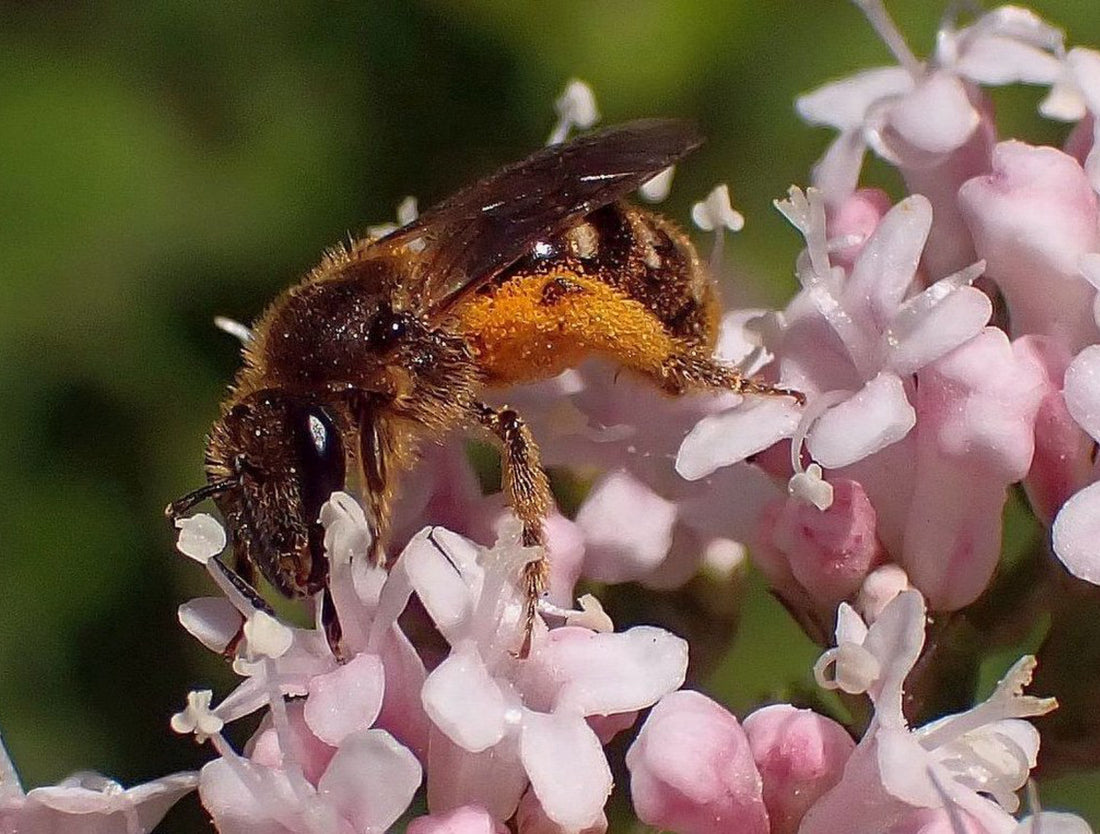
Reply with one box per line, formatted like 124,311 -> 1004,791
537,593 -> 614,633
814,642 -> 881,693
853,0 -> 923,78
243,611 -> 294,660
692,184 -> 744,275
173,513 -> 226,564
639,166 -> 675,202
170,690 -> 225,742
789,388 -> 853,475
547,79 -> 600,145
788,463 -> 834,510
919,656 -> 1057,750
214,316 -> 253,345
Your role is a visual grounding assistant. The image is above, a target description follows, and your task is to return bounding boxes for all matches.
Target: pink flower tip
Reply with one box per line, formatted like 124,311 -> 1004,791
743,704 -> 856,834
407,804 -> 509,834
626,690 -> 769,834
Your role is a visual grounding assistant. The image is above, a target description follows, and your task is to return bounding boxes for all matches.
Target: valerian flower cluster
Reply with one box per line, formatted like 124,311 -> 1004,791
8,2 -> 1100,832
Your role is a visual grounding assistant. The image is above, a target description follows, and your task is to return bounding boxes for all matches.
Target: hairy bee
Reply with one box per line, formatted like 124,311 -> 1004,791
168,120 -> 800,656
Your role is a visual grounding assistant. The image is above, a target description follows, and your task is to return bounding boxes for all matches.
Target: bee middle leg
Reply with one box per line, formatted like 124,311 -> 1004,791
473,401 -> 552,657
655,348 -> 805,404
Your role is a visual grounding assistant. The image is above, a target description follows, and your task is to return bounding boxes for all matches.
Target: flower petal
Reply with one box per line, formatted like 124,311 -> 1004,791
574,471 -> 677,583
317,729 -> 422,834
421,644 -> 507,753
626,690 -> 768,834
887,284 -> 992,377
807,373 -> 916,468
797,67 -> 913,131
178,597 -> 243,654
677,398 -> 802,479
537,626 -> 687,716
520,711 -> 611,833
1053,480 -> 1100,584
407,804 -> 509,834
1063,344 -> 1100,443
305,653 -> 386,747
882,73 -> 979,156
844,194 -> 931,320
955,36 -> 1062,85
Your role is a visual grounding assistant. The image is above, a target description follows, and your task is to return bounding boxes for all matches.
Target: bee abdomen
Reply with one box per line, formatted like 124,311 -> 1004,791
504,202 -> 718,348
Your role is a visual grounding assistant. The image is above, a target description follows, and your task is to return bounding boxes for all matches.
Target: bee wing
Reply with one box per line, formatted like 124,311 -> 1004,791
375,119 -> 703,315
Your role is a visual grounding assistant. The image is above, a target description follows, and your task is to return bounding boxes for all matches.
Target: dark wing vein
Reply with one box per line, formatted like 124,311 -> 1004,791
374,118 -> 703,315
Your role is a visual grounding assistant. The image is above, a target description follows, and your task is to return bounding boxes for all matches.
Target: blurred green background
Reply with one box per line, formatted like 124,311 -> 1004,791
2,1 -> 1099,831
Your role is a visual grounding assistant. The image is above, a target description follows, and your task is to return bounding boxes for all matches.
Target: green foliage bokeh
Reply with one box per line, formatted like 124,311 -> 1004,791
1,2 -> 1098,830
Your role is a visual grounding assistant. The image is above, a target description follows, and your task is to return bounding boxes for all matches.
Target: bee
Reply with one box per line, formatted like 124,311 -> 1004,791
167,119 -> 801,656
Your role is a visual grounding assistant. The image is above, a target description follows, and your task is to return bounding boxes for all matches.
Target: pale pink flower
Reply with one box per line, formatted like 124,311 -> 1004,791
901,328 -> 1045,609
742,703 -> 855,834
753,477 -> 882,626
798,4 -> 1064,274
199,726 -> 421,834
514,788 -> 608,834
805,590 -> 1056,834
958,140 -> 1100,352
0,755 -> 196,834
1051,344 -> 1100,583
1015,335 -> 1093,523
174,495 -> 428,833
677,187 -> 989,487
174,481 -> 690,833
407,804 -> 510,834
389,524 -> 688,830
625,689 -> 769,834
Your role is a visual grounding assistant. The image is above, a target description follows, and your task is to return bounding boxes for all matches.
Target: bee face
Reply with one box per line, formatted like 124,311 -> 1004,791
207,392 -> 347,598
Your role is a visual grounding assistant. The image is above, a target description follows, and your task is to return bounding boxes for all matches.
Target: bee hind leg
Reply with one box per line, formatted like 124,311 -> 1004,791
656,349 -> 805,404
473,402 -> 552,658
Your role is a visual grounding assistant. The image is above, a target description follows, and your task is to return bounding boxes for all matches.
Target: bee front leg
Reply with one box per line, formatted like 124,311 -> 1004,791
204,555 -> 278,659
320,583 -> 345,662
657,349 -> 806,404
473,402 -> 552,658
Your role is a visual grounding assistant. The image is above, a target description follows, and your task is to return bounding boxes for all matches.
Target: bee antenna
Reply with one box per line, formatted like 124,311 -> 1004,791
164,478 -> 237,520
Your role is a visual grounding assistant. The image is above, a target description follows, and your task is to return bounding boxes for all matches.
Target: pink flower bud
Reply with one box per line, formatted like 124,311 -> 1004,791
407,804 -> 509,834
827,187 -> 892,271
516,788 -> 608,834
1015,335 -> 1094,521
742,704 -> 855,834
760,479 -> 882,612
626,690 -> 769,834
894,81 -> 995,279
959,141 -> 1100,352
905,329 -> 1045,609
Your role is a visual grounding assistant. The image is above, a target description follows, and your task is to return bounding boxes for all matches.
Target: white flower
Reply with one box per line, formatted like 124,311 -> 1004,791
803,590 -> 1056,833
389,524 -> 688,830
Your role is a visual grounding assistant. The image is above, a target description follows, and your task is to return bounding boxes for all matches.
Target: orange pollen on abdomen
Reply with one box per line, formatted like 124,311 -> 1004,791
453,272 -> 678,384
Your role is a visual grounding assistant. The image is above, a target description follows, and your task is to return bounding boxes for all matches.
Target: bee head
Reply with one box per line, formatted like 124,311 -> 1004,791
169,391 -> 347,598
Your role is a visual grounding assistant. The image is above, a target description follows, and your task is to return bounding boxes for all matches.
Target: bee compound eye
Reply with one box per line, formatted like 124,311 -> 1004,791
292,404 -> 347,521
